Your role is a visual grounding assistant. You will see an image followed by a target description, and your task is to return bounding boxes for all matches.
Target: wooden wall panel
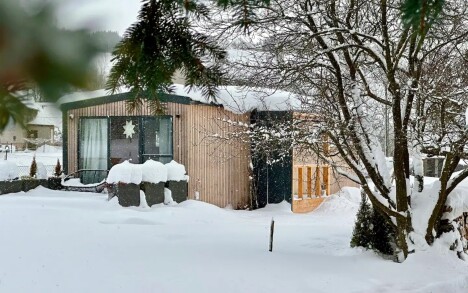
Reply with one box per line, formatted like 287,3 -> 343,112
66,100 -> 250,208
185,105 -> 250,208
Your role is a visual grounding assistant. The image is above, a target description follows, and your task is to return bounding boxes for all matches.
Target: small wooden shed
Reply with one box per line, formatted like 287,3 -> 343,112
60,90 -> 251,208
59,87 -> 358,211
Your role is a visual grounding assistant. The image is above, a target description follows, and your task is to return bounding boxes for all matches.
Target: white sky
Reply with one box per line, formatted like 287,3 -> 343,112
23,0 -> 141,35
56,0 -> 140,35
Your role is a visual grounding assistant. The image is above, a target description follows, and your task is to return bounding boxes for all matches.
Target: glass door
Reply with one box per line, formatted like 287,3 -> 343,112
142,116 -> 173,163
79,118 -> 108,183
109,117 -> 140,166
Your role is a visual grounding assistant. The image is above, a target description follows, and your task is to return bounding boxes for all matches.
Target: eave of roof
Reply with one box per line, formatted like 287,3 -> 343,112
59,91 -> 200,111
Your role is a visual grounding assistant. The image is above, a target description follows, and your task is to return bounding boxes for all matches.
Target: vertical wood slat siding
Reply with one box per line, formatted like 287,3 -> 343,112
185,105 -> 250,208
67,101 -> 250,208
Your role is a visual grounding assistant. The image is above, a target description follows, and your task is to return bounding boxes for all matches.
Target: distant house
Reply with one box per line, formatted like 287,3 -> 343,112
0,103 -> 62,150
422,156 -> 468,178
58,85 -> 357,210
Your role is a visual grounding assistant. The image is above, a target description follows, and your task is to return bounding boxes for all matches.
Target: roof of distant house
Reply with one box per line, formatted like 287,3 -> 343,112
28,103 -> 62,129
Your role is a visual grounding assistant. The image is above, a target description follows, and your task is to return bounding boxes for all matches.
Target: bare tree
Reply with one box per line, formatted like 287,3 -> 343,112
207,0 -> 468,261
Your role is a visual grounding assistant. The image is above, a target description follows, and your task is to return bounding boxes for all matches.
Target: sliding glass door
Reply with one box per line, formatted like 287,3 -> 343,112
79,118 -> 108,183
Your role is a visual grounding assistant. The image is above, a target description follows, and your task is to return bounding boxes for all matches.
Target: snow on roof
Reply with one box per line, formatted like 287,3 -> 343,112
58,84 -> 301,114
58,88 -> 115,105
28,103 -> 62,129
172,84 -> 301,114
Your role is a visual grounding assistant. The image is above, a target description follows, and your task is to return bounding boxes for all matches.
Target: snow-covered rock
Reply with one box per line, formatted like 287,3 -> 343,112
106,160 -> 142,184
0,161 -> 19,181
165,160 -> 188,181
141,160 -> 167,183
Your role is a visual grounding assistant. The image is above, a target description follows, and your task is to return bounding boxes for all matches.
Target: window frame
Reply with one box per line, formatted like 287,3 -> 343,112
78,115 -> 173,171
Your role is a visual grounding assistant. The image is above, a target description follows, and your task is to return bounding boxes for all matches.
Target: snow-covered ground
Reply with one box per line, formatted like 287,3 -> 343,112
2,146 -> 62,177
0,187 -> 467,292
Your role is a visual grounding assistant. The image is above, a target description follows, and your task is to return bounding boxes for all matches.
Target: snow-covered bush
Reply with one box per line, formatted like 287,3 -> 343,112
36,162 -> 48,180
166,160 -> 188,181
0,161 -> 19,181
141,160 -> 167,183
106,161 -> 142,184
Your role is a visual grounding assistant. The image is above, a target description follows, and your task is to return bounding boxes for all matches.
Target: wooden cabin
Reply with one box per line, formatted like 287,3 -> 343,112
60,90 -> 251,209
59,88 -> 357,211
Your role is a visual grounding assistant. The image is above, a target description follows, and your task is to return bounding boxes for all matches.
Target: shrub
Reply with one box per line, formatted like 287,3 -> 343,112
351,191 -> 373,249
351,190 -> 395,256
54,159 -> 62,177
29,156 -> 37,178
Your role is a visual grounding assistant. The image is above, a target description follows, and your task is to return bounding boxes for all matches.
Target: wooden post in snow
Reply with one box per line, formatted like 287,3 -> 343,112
269,218 -> 275,252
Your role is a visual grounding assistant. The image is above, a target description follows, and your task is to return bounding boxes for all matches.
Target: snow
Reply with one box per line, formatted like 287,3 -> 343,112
141,160 -> 167,183
2,149 -> 62,177
0,161 -> 19,180
61,178 -> 104,187
58,84 -> 301,114
0,186 -> 467,292
466,107 -> 468,126
36,162 -> 48,179
164,187 -> 174,204
28,103 -> 62,130
57,87 -> 129,105
107,160 -> 188,184
106,160 -> 142,184
172,84 -> 302,114
165,160 -> 188,181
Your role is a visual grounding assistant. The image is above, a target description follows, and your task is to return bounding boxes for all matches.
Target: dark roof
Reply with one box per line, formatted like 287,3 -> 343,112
59,91 -> 205,111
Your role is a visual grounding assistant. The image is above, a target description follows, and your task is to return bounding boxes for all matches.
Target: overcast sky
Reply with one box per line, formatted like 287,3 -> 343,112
57,0 -> 141,35
52,0 -> 141,35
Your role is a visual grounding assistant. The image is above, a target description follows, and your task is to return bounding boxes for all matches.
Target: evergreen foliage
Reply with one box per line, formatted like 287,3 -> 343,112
29,156 -> 37,178
106,0 -> 226,114
351,191 -> 395,256
401,0 -> 444,31
54,159 -> 62,177
370,208 -> 395,255
351,192 -> 373,249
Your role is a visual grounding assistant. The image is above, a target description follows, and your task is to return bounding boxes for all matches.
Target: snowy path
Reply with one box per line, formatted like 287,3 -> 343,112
0,187 -> 467,292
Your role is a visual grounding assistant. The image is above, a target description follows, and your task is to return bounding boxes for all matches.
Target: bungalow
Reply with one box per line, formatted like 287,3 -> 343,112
58,85 -> 357,210
0,102 -> 61,150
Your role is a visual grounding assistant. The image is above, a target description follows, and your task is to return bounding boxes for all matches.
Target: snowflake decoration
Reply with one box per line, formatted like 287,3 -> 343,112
123,120 -> 135,139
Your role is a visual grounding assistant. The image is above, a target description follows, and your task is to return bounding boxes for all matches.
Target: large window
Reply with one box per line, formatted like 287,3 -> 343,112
142,116 -> 173,164
110,117 -> 140,166
78,116 -> 173,174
